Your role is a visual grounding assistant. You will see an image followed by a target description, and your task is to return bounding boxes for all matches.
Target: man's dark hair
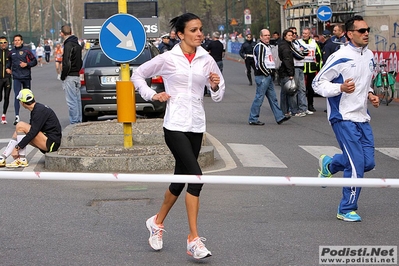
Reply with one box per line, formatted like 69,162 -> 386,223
13,34 -> 23,41
345,15 -> 364,41
0,36 -> 7,41
345,15 -> 364,32
61,25 -> 72,35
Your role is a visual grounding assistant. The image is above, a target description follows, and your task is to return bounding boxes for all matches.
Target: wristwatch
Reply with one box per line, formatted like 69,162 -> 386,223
368,91 -> 376,95
15,145 -> 20,151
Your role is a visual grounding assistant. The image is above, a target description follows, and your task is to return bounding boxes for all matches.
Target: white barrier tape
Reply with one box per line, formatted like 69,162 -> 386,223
0,172 -> 398,188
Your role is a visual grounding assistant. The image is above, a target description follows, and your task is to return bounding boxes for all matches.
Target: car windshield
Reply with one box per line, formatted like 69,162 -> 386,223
85,48 -> 151,67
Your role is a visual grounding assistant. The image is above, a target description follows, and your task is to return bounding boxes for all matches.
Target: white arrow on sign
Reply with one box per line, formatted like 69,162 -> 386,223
106,22 -> 137,51
318,10 -> 332,18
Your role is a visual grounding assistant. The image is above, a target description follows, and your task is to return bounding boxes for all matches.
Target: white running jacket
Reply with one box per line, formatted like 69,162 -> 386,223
312,42 -> 375,124
132,44 -> 225,133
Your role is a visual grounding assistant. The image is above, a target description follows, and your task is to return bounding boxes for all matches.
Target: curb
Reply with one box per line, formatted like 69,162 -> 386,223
45,120 -> 215,173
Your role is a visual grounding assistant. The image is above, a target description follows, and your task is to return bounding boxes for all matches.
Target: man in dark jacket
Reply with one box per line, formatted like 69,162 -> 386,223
0,36 -> 11,124
158,34 -> 172,54
60,25 -> 83,124
248,29 -> 290,126
6,34 -> 37,125
322,25 -> 346,64
239,33 -> 257,85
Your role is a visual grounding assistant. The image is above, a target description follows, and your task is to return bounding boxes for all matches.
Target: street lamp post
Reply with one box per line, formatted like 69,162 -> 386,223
225,0 -> 228,37
52,0 -> 55,40
266,0 -> 270,29
40,0 -> 44,38
14,0 -> 18,33
28,0 -> 32,43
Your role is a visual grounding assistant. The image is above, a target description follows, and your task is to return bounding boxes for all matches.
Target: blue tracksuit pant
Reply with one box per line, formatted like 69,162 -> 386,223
329,121 -> 375,214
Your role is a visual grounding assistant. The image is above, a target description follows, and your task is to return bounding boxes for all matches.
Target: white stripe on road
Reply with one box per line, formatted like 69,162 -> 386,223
227,143 -> 287,168
299,145 -> 342,159
23,150 -> 44,171
376,148 -> 399,160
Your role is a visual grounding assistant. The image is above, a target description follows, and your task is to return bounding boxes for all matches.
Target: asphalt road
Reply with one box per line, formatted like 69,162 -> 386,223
0,57 -> 398,266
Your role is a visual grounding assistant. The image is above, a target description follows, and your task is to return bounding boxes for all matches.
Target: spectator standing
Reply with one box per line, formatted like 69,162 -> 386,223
205,31 -> 225,95
0,36 -> 11,124
157,34 -> 172,54
6,34 -> 37,125
289,27 -> 312,117
0,89 -> 62,168
270,31 -> 281,46
313,16 -> 379,222
36,43 -> 45,67
278,29 -> 299,117
322,24 -> 347,64
299,27 -> 322,112
206,31 -> 225,73
239,33 -> 257,85
60,25 -> 83,124
318,30 -> 331,52
219,34 -> 227,50
169,30 -> 179,47
248,29 -> 290,126
44,40 -> 51,63
132,13 -> 224,260
54,42 -> 63,80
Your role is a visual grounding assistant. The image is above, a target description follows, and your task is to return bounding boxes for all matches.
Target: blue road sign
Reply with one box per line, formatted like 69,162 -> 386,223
317,6 -> 333,22
50,28 -> 55,34
99,14 -> 147,63
218,25 -> 225,31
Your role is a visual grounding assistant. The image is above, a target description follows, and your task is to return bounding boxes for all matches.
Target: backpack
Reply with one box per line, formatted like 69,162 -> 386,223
271,45 -> 281,70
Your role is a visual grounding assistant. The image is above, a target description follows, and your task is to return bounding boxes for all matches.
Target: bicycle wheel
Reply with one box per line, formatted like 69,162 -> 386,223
375,86 -> 385,104
385,85 -> 394,105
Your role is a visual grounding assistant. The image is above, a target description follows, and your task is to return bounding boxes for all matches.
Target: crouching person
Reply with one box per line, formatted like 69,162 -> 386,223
0,89 -> 62,167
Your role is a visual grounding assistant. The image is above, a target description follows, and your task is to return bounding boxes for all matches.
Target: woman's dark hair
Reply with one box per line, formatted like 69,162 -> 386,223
169,13 -> 201,37
282,29 -> 294,39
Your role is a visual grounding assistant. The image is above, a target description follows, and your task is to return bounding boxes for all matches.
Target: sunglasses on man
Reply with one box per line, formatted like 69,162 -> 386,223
0,41 -> 8,44
348,27 -> 370,34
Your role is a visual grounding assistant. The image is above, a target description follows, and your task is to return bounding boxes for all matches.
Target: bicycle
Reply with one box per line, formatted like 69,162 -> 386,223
373,58 -> 397,106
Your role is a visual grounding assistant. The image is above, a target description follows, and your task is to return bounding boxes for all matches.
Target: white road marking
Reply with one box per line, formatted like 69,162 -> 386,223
227,143 -> 287,168
299,145 -> 342,159
376,148 -> 399,160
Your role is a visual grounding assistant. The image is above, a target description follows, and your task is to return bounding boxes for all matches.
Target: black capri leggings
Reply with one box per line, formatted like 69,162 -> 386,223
163,127 -> 204,197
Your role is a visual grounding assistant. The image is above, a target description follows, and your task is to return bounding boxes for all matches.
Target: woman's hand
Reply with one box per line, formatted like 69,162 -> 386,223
209,72 -> 220,91
152,92 -> 171,102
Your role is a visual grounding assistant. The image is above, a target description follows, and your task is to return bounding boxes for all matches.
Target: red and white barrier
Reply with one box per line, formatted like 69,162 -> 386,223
0,172 -> 398,188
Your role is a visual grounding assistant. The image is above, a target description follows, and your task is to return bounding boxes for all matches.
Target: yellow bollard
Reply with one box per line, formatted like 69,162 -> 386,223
116,80 -> 136,148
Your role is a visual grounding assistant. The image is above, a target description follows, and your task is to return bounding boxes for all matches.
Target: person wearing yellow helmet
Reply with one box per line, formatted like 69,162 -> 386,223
0,89 -> 62,168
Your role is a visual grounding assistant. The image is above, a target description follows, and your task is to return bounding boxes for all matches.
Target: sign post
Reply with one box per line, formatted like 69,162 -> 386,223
99,0 -> 147,148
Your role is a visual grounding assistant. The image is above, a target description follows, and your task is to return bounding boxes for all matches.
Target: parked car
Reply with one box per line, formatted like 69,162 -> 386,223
79,42 -> 165,121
